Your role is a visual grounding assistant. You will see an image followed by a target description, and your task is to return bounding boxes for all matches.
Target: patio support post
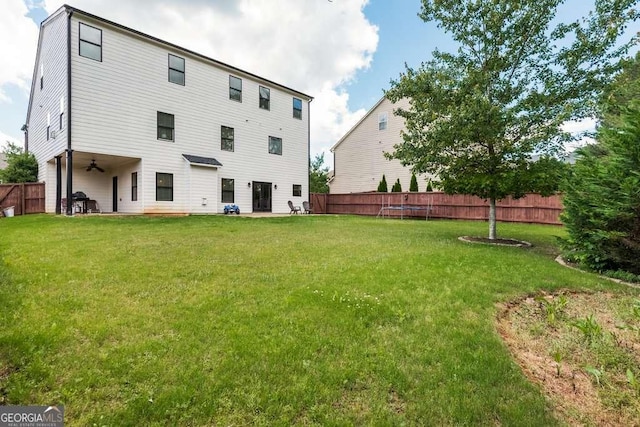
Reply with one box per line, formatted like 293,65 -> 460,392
66,149 -> 73,215
55,155 -> 62,214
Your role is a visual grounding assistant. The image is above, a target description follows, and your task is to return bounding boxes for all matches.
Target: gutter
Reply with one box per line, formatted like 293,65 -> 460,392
65,7 -> 73,215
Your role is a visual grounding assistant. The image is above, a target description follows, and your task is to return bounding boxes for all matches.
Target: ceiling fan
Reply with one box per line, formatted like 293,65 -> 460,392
86,159 -> 105,172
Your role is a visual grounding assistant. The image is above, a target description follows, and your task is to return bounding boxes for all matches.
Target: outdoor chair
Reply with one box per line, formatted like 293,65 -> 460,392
288,200 -> 301,214
86,199 -> 102,214
303,201 -> 313,214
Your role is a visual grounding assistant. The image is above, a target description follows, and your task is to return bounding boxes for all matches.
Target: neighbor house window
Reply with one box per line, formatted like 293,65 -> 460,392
79,23 -> 102,61
40,64 -> 44,90
268,136 -> 282,155
59,113 -> 64,130
168,54 -> 185,85
229,75 -> 242,101
221,126 -> 234,152
46,126 -> 50,141
131,172 -> 138,201
293,98 -> 302,119
59,97 -> 64,130
293,184 -> 302,197
46,112 -> 50,140
157,112 -> 174,141
156,173 -> 173,201
259,86 -> 270,110
222,178 -> 234,203
378,112 -> 388,130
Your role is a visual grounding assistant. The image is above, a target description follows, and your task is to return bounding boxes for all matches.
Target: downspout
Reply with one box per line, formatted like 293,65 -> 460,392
307,97 -> 312,207
65,8 -> 73,215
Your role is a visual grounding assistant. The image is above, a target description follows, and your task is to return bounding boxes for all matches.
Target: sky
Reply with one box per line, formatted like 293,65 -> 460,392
0,0 -> 637,168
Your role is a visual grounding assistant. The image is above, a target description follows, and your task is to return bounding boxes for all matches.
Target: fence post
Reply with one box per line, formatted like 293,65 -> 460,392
21,183 -> 26,216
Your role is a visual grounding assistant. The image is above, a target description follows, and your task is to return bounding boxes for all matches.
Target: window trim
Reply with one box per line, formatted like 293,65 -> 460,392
293,184 -> 302,197
156,172 -> 174,202
293,98 -> 302,119
168,54 -> 185,86
268,136 -> 282,155
157,111 -> 175,141
229,75 -> 242,102
259,86 -> 270,110
221,178 -> 234,203
131,172 -> 138,202
79,22 -> 102,62
221,126 -> 234,152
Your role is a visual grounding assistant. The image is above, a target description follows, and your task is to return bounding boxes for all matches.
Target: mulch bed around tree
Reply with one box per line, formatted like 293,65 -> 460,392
458,236 -> 532,247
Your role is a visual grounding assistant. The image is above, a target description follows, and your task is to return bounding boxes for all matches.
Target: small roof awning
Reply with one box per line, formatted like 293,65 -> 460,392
182,154 -> 223,168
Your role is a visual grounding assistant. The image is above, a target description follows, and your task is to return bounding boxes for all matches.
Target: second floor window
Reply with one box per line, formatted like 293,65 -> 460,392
293,98 -> 302,119
221,126 -> 234,152
268,136 -> 282,155
259,86 -> 270,110
168,54 -> 185,85
229,76 -> 242,101
79,23 -> 102,62
378,112 -> 388,130
157,112 -> 174,141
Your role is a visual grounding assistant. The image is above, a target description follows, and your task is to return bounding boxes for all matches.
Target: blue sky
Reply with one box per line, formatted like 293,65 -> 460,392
0,0 -> 637,165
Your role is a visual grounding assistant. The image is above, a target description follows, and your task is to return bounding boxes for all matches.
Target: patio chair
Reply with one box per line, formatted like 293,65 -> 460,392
288,200 -> 301,214
303,201 -> 313,214
86,199 -> 102,214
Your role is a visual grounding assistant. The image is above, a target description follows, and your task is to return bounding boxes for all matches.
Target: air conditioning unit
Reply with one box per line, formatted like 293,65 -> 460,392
51,130 -> 57,139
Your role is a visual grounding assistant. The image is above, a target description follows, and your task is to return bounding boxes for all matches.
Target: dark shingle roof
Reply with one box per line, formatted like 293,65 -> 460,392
182,154 -> 223,167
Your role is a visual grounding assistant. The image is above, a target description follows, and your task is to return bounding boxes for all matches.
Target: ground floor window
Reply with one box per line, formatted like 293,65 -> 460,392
293,184 -> 302,197
222,178 -> 234,203
156,172 -> 173,201
131,172 -> 138,201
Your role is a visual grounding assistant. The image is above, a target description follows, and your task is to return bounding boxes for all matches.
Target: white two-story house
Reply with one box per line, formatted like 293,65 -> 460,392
329,96 -> 432,194
26,5 -> 312,215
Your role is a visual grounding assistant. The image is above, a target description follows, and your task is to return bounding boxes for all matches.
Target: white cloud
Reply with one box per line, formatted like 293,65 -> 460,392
0,130 -> 22,151
42,0 -> 379,164
0,0 -> 40,102
562,117 -> 597,152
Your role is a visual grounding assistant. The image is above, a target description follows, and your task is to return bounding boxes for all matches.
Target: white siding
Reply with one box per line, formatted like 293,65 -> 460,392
68,15 -> 310,214
329,97 -> 433,194
27,11 -> 68,212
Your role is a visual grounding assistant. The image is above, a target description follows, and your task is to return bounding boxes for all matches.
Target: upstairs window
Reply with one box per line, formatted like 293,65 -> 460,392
293,98 -> 302,119
378,112 -> 388,130
229,76 -> 242,101
168,54 -> 185,85
157,112 -> 175,141
221,126 -> 234,152
268,136 -> 282,155
79,23 -> 102,61
259,86 -> 270,110
40,64 -> 44,90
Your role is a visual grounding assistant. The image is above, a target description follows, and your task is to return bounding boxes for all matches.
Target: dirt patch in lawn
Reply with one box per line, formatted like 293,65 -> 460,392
497,291 -> 640,425
459,236 -> 532,247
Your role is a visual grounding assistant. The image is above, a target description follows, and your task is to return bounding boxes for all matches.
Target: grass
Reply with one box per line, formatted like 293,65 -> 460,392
0,214 -> 633,425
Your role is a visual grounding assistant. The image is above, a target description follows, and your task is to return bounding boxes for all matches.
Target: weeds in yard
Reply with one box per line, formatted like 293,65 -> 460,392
571,314 -> 603,343
585,366 -> 604,387
552,350 -> 563,378
536,294 -> 568,326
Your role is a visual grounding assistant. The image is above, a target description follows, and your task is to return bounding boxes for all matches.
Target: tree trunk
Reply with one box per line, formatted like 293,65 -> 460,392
489,198 -> 497,240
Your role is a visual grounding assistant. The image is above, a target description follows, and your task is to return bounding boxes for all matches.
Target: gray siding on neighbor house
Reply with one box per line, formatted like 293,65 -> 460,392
329,97 -> 432,194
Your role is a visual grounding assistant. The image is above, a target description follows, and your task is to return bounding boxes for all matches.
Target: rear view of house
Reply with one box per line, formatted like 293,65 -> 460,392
26,5 -> 312,215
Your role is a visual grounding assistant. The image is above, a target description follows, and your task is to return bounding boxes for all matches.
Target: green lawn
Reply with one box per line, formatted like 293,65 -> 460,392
0,214 -> 633,425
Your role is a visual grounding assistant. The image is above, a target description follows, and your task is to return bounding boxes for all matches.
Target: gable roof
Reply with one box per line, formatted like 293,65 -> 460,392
330,96 -> 387,152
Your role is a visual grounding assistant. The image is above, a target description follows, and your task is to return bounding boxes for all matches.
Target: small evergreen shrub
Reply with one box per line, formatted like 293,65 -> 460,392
377,174 -> 388,192
391,179 -> 402,192
410,174 -> 419,192
426,180 -> 434,192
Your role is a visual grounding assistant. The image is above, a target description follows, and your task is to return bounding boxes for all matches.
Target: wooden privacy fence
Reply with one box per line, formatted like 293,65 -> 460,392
0,183 -> 46,216
310,192 -> 563,225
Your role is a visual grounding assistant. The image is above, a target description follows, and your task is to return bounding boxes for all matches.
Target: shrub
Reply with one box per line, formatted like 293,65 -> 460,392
560,102 -> 640,275
409,173 -> 419,192
426,180 -> 433,192
391,178 -> 402,192
377,174 -> 388,192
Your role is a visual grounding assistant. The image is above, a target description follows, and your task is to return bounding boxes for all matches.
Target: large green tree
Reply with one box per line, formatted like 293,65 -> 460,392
309,153 -> 329,193
386,0 -> 638,239
0,142 -> 38,183
561,53 -> 640,276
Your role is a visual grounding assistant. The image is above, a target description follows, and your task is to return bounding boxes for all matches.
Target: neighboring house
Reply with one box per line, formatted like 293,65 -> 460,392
328,96 -> 432,194
0,153 -> 6,170
27,6 -> 312,215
